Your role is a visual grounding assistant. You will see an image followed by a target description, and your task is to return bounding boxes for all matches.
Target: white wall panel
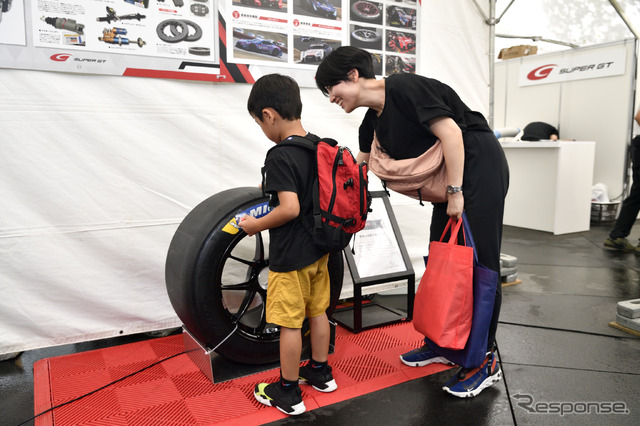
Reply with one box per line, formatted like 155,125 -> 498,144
0,0 -> 489,354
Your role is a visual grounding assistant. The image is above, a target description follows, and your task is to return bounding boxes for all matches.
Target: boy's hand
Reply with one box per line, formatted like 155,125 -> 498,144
237,191 -> 298,237
238,214 -> 260,236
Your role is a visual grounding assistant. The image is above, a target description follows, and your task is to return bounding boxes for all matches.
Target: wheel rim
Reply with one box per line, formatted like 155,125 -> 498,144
216,229 -> 280,342
354,1 -> 380,18
353,29 -> 379,41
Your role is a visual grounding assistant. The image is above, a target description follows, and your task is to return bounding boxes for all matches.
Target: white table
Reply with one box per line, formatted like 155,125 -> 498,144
501,141 -> 596,235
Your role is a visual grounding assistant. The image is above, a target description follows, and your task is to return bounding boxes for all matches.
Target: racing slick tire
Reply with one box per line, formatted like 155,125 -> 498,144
165,187 -> 344,365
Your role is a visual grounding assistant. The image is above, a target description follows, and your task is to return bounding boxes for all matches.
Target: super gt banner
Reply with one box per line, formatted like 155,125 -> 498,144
0,0 -> 419,83
518,44 -> 626,87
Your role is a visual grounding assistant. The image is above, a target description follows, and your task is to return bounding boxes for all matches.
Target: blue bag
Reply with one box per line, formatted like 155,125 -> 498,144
423,212 -> 499,369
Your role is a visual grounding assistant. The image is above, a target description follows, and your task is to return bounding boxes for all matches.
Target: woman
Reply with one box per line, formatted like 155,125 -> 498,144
315,46 -> 509,398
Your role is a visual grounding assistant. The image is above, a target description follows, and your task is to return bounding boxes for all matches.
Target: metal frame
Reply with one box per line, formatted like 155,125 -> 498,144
332,191 -> 415,333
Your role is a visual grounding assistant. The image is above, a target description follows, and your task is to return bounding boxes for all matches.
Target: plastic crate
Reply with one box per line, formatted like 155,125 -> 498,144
591,201 -> 620,223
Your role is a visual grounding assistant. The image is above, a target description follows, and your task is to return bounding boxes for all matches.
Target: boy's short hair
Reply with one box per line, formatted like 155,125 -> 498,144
247,74 -> 302,121
315,46 -> 376,96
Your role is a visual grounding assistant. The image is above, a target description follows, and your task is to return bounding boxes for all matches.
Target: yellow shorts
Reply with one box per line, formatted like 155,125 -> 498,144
266,254 -> 330,329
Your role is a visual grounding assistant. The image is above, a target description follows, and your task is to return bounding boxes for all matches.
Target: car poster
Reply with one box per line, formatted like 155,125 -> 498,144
226,0 -> 417,77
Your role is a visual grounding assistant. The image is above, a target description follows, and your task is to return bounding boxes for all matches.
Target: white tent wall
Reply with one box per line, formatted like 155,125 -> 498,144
420,0 -> 491,116
493,39 -> 638,199
0,1 -> 490,355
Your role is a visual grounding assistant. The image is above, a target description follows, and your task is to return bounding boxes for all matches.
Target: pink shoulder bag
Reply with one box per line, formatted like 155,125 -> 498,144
367,132 -> 447,203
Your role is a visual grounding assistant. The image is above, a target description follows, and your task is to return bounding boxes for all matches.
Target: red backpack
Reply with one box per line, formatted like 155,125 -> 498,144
265,135 -> 371,252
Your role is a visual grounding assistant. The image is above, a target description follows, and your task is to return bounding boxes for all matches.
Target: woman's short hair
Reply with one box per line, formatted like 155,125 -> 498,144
315,46 -> 375,96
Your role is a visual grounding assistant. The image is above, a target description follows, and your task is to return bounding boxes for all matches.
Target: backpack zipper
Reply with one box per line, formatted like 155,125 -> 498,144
328,147 -> 343,214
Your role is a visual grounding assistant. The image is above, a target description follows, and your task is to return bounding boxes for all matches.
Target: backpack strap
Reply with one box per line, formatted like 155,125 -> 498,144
262,135 -> 322,237
261,135 -> 315,197
282,136 -> 324,235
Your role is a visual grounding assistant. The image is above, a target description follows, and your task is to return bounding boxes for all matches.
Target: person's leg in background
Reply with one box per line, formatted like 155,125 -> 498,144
605,136 -> 640,252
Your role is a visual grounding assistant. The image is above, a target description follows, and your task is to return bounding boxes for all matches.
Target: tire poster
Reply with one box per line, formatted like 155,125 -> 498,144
0,0 -> 418,82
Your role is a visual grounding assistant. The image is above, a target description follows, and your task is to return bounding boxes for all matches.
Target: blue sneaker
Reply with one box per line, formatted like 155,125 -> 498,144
443,351 -> 502,398
400,344 -> 455,367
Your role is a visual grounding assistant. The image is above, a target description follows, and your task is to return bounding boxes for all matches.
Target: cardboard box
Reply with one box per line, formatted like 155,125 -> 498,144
498,45 -> 538,60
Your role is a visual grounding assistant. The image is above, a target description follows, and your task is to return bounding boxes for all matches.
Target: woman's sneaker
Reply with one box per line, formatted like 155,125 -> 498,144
442,351 -> 502,398
400,344 -> 455,367
254,382 -> 306,416
298,363 -> 338,392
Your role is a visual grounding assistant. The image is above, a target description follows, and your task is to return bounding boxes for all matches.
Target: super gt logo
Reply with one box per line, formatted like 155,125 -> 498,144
49,53 -> 107,63
527,64 -> 557,80
50,53 -> 72,61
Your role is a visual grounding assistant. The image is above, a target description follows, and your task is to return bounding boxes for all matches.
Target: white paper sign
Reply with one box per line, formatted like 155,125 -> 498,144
351,196 -> 406,278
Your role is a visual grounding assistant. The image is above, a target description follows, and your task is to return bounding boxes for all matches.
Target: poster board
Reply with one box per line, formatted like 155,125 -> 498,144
0,0 -> 221,78
0,0 -> 419,83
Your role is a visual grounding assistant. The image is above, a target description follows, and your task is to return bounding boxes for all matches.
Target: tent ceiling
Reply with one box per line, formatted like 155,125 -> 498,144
490,0 -> 640,56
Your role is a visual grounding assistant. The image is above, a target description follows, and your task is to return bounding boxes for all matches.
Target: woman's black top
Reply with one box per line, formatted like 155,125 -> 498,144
358,73 -> 492,160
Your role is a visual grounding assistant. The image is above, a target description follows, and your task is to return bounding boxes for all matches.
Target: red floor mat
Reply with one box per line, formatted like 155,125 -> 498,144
33,322 -> 451,425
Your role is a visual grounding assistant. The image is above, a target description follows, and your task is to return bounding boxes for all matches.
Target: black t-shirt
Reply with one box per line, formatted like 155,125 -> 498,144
359,73 -> 492,159
263,133 -> 327,272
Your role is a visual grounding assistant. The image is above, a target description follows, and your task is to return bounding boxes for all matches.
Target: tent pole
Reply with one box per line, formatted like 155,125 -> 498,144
472,0 -> 498,127
488,0 -> 496,128
608,0 -> 640,40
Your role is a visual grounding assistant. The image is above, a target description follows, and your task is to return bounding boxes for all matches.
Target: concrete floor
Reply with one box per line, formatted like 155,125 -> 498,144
2,222 -> 640,425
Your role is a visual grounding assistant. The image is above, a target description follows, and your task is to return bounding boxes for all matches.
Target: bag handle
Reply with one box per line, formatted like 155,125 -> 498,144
439,217 -> 466,246
461,212 -> 479,263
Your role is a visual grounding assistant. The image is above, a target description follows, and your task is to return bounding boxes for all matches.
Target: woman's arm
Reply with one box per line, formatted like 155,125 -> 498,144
356,151 -> 370,164
428,116 -> 465,219
239,191 -> 300,236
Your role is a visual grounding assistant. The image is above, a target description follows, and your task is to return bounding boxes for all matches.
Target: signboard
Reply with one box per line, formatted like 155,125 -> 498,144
0,0 -> 419,82
349,195 -> 407,278
344,191 -> 413,281
226,0 -> 418,77
337,190 -> 415,333
0,0 -> 220,79
518,44 -> 626,87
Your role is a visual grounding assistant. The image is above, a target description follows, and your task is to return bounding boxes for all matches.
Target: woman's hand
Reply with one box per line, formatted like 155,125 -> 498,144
447,192 -> 464,219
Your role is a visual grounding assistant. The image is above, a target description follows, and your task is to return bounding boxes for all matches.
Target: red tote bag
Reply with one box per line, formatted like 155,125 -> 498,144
413,217 -> 474,350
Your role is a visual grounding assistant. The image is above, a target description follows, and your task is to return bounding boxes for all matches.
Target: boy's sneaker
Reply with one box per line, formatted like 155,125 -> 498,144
604,237 -> 640,253
443,351 -> 502,398
400,344 -> 455,367
299,363 -> 337,392
254,382 -> 306,416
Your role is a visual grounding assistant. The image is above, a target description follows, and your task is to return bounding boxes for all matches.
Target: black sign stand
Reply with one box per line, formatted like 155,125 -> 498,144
332,191 -> 415,333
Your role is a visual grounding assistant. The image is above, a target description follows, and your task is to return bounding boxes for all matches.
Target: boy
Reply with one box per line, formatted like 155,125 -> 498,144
239,74 -> 337,416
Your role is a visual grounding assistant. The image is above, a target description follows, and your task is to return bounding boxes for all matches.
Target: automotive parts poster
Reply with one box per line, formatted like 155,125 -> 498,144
0,0 -> 418,82
0,0 -> 220,79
